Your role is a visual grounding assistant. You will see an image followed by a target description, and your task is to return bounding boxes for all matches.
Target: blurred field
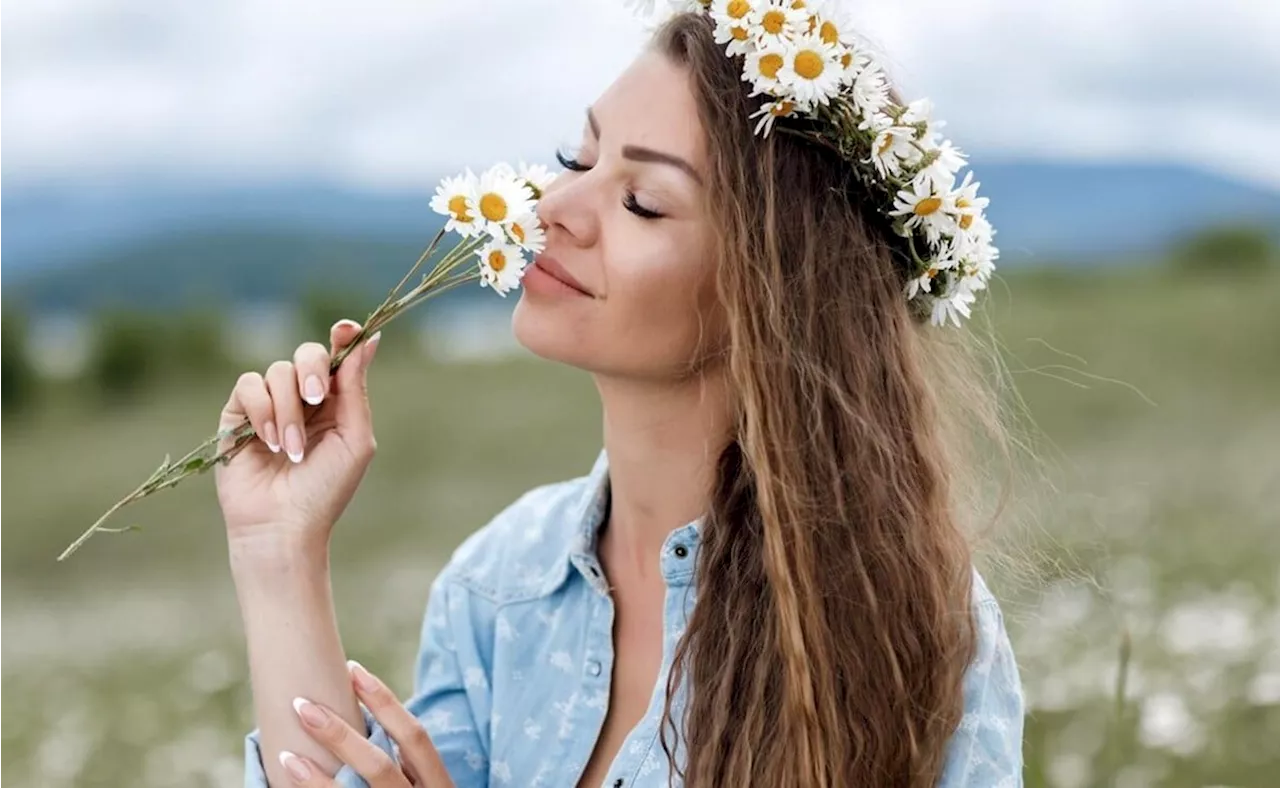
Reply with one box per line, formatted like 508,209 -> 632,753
3,263 -> 1280,787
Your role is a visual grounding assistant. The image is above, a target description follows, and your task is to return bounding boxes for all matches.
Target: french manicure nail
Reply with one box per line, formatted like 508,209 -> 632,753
262,421 -> 281,453
364,332 -> 382,364
292,697 -> 328,728
335,319 -> 361,331
278,750 -> 311,781
303,375 -> 325,405
283,424 -> 304,463
348,659 -> 378,693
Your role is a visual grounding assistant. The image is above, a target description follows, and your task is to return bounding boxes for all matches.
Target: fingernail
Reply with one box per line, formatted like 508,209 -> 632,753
283,424 -> 305,463
303,375 -> 325,405
278,750 -> 311,781
348,659 -> 378,693
262,421 -> 281,454
334,319 -> 361,331
292,697 -> 328,728
364,332 -> 382,365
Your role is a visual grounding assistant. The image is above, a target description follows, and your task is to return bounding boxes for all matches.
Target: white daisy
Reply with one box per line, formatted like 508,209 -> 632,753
918,138 -> 967,191
474,164 -> 536,235
751,1 -> 809,44
931,288 -> 976,328
517,161 -> 556,199
475,238 -> 527,296
713,16 -> 756,57
777,32 -> 844,106
750,98 -> 802,136
506,213 -> 546,254
848,56 -> 890,118
946,171 -> 988,232
891,177 -> 958,246
429,170 -> 482,237
742,43 -> 788,95
900,98 -> 946,149
904,268 -> 936,300
867,119 -> 921,180
711,0 -> 758,56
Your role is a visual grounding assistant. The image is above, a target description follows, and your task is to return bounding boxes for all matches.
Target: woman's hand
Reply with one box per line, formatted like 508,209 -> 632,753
214,319 -> 381,552
277,661 -> 455,787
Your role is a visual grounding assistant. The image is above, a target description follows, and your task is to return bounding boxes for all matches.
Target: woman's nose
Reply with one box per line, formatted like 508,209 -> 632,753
535,174 -> 598,248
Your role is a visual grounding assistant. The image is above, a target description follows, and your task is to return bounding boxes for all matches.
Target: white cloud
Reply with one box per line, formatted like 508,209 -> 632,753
2,0 -> 1277,190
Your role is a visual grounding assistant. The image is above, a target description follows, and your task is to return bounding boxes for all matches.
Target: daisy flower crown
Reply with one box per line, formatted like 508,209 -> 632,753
631,0 -> 998,328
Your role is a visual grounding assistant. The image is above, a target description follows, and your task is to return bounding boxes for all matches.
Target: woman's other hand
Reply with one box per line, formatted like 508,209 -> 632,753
277,661 -> 455,787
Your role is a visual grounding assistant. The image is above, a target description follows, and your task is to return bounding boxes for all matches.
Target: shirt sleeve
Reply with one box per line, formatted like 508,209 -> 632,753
937,597 -> 1026,787
243,568 -> 492,788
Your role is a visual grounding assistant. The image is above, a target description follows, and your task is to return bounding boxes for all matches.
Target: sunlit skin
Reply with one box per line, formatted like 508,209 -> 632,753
513,51 -> 724,380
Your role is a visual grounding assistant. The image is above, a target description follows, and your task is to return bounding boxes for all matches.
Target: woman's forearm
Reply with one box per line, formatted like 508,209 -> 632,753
230,534 -> 365,787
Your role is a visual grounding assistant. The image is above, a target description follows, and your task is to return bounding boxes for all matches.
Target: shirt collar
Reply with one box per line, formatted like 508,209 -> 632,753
553,449 -> 703,594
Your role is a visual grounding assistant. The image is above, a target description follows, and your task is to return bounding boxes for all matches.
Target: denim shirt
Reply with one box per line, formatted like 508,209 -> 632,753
246,450 -> 1024,787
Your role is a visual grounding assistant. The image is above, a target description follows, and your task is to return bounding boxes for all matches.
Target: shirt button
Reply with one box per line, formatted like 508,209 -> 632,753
587,660 -> 602,677
673,544 -> 689,559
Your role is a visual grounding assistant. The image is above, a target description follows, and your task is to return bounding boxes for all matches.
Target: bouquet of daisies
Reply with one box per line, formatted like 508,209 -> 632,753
58,162 -> 553,561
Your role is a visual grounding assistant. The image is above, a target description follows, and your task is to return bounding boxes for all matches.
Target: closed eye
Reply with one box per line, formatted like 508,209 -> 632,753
555,149 -> 665,220
555,149 -> 590,172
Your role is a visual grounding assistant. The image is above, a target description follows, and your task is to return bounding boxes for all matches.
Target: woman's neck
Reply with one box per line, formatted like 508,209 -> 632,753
594,370 -> 731,580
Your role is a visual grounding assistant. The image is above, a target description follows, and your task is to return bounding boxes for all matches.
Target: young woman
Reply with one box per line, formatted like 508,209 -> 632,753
224,9 -> 1023,788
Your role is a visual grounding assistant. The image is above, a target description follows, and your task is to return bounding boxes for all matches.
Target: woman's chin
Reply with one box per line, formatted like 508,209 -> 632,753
511,297 -> 584,366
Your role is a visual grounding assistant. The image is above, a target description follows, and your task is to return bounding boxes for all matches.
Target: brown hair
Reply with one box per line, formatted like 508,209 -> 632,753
654,13 -> 1014,786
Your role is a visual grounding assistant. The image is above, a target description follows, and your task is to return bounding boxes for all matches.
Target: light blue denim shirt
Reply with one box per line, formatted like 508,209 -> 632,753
246,450 -> 1024,787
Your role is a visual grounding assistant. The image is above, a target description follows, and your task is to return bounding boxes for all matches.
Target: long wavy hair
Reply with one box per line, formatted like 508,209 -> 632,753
653,13 -> 1014,786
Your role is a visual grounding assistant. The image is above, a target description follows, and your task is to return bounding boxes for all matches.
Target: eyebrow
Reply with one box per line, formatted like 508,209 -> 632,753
586,107 -> 703,186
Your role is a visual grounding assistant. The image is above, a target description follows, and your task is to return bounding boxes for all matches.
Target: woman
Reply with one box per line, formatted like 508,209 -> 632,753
225,8 -> 1023,788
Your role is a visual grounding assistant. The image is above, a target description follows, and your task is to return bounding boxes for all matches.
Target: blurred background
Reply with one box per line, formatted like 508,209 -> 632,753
3,1 -> 1279,786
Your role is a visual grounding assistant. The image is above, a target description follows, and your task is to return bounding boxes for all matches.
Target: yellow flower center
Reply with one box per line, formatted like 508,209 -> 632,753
791,0 -> 806,8
758,52 -> 784,79
727,0 -> 751,19
770,101 -> 795,117
914,197 -> 943,216
959,214 -> 975,230
731,25 -> 749,41
956,197 -> 971,209
487,249 -> 507,272
794,49 -> 825,80
877,133 -> 895,155
820,20 -> 839,44
511,223 -> 526,243
927,267 -> 939,279
840,51 -> 853,69
448,195 -> 472,223
761,10 -> 786,34
479,193 -> 508,223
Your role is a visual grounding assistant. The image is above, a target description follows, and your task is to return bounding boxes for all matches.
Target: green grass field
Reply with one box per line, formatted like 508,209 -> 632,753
3,264 -> 1279,787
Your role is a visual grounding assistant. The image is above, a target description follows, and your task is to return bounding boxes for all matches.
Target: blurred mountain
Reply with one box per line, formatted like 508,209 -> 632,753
4,161 -> 1278,312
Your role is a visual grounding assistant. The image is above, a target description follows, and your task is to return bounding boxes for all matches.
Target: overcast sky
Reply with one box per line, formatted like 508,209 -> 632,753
3,0 -> 1278,191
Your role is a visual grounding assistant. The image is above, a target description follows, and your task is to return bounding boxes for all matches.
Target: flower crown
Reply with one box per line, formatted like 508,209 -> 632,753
630,0 -> 998,327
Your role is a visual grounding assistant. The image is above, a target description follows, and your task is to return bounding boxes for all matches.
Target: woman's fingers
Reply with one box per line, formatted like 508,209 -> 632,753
327,319 -> 380,450
348,661 -> 452,787
293,342 -> 332,407
292,698 -> 412,787
276,750 -> 335,786
220,372 -> 280,454
265,360 -> 307,463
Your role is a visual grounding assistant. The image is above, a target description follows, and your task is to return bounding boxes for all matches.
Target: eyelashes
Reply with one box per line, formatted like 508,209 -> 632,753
555,149 -> 590,172
554,148 -> 665,220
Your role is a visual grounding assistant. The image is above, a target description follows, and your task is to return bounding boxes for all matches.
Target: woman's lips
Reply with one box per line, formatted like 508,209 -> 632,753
527,255 -> 594,297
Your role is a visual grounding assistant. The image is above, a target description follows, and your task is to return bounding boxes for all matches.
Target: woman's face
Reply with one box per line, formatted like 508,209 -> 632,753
512,50 -> 721,380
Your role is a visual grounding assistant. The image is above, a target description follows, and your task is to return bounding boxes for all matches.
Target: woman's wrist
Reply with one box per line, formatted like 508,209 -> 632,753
228,527 -> 332,585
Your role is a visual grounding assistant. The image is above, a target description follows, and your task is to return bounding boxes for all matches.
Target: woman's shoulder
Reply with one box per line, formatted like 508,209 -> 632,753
436,470 -> 602,605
